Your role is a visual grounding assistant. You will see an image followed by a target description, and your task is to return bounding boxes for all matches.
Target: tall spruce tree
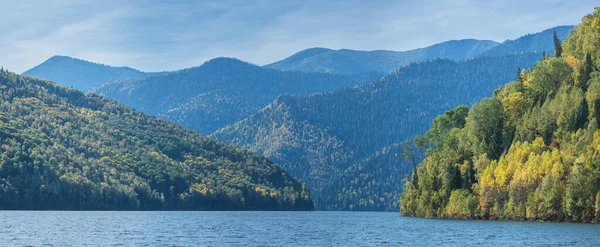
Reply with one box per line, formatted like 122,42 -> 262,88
542,51 -> 548,60
578,53 -> 594,91
554,31 -> 563,57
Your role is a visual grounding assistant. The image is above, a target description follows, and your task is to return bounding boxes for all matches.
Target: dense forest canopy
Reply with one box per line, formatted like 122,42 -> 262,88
401,7 -> 600,222
0,70 -> 313,210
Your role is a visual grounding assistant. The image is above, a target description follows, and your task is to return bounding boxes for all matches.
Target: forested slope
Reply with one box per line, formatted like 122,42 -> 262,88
0,70 -> 313,210
401,8 -> 600,222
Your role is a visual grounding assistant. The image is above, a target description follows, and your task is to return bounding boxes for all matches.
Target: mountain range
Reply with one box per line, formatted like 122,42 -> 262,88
210,26 -> 573,210
20,24 -> 574,211
91,58 -> 379,134
264,39 -> 498,75
265,26 -> 573,75
214,52 -> 544,210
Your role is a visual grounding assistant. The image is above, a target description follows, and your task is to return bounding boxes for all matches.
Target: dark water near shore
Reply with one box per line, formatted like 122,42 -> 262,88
1,211 -> 599,246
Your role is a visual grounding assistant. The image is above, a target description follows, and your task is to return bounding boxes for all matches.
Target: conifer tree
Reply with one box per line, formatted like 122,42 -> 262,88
542,51 -> 548,60
554,31 -> 563,57
403,143 -> 418,187
578,53 -> 594,91
569,97 -> 589,131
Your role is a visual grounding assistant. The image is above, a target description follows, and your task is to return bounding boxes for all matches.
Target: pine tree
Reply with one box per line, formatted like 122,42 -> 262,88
403,143 -> 418,188
518,69 -> 526,83
554,31 -> 563,57
594,98 -> 600,125
542,51 -> 548,60
578,53 -> 594,91
569,97 -> 589,131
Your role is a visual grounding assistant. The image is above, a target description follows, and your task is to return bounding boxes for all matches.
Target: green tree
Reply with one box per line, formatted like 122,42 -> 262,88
414,135 -> 428,159
542,51 -> 548,61
444,189 -> 478,219
578,53 -> 594,91
465,98 -> 505,159
569,97 -> 589,131
529,58 -> 573,104
554,31 -> 563,58
565,163 -> 595,221
403,143 -> 418,187
426,105 -> 469,150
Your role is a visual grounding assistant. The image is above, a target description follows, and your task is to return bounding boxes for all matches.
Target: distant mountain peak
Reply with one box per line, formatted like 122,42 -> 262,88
203,57 -> 258,67
294,47 -> 334,54
47,55 -> 74,60
39,55 -> 140,71
264,48 -> 334,69
23,55 -> 151,91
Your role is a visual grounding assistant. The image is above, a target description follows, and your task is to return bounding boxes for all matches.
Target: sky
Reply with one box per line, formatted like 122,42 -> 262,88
1,0 -> 598,73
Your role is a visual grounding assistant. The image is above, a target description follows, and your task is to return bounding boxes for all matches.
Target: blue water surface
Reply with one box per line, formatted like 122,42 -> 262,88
1,211 -> 598,246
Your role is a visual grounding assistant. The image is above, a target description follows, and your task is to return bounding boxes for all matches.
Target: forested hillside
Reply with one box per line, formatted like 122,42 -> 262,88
265,39 -> 499,74
214,52 -> 544,210
401,8 -> 600,222
23,56 -> 161,91
0,70 -> 313,210
92,57 -> 377,134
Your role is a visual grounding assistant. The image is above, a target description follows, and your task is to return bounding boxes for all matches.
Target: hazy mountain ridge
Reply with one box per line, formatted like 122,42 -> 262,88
265,39 -> 500,74
23,55 -> 166,91
481,25 -> 574,57
92,57 -> 380,134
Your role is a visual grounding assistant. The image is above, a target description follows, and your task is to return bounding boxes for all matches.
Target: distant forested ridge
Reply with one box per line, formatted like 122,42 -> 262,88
214,52 -> 544,211
0,70 -> 313,210
401,8 -> 600,222
92,58 -> 378,134
481,26 -> 574,57
23,56 -> 163,91
265,40 -> 499,75
264,26 -> 572,75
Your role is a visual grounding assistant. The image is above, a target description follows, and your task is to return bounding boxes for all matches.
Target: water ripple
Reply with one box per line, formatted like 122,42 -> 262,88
0,211 -> 599,246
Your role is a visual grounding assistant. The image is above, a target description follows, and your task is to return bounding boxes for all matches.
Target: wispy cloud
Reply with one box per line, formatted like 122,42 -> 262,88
1,0 -> 597,73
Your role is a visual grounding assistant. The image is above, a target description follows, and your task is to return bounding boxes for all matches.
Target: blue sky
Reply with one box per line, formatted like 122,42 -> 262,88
1,0 -> 598,73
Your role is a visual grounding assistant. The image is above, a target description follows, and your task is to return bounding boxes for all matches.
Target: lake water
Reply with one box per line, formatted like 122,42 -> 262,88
1,211 -> 599,246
